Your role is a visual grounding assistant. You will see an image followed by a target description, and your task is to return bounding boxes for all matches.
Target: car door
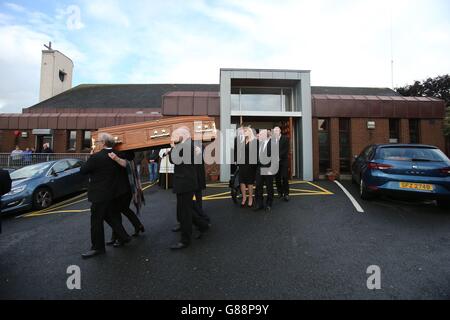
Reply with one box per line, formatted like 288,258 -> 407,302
67,159 -> 87,192
352,146 -> 373,181
47,160 -> 73,198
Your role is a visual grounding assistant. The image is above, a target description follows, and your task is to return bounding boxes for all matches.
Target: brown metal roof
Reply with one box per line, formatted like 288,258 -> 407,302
312,94 -> 446,118
0,113 -> 163,130
161,91 -> 220,117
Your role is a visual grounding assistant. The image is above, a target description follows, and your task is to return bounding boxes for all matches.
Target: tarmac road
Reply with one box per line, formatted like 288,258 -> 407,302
1,180 -> 450,300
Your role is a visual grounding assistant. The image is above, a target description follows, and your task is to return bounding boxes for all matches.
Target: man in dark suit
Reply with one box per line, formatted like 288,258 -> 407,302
169,127 -> 210,250
107,150 -> 145,245
193,143 -> 210,223
42,143 -> 54,154
273,126 -> 290,202
171,143 -> 210,233
0,169 -> 12,234
254,129 -> 274,212
80,133 -> 130,259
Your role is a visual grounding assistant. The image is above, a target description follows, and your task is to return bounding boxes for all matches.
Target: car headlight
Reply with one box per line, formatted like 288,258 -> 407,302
5,185 -> 27,196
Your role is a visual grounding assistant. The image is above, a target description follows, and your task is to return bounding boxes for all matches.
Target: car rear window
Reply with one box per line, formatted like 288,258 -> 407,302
377,147 -> 448,162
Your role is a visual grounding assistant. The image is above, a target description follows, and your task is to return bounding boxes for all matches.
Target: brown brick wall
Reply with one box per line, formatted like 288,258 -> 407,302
420,119 -> 445,150
350,118 -> 390,162
399,119 -> 410,144
312,117 -> 445,179
0,130 -> 35,152
312,118 -> 320,179
329,118 -> 340,175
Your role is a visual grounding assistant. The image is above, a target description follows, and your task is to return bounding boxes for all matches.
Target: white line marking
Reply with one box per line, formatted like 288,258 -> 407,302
334,180 -> 365,213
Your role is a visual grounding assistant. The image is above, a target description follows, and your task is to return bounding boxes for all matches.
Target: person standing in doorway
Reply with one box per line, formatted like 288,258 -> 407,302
273,126 -> 290,201
238,127 -> 257,208
42,143 -> 53,154
254,129 -> 274,212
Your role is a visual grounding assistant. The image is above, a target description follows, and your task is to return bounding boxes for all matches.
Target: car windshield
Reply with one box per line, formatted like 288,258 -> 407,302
377,147 -> 447,162
10,162 -> 52,180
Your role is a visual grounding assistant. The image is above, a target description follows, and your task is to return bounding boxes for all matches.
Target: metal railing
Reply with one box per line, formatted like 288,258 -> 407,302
0,153 -> 91,170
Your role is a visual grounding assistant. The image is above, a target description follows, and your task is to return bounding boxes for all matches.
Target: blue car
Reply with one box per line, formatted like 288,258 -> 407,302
1,159 -> 88,214
352,144 -> 450,209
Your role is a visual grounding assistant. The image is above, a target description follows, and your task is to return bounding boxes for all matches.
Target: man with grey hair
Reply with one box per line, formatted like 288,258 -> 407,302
168,127 -> 210,250
80,132 -> 131,259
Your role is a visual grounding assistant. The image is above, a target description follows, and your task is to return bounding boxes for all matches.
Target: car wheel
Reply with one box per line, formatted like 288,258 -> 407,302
33,187 -> 53,210
359,179 -> 374,200
437,199 -> 450,210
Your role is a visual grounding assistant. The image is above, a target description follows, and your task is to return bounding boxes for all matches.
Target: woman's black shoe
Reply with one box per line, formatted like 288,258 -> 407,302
133,225 -> 145,237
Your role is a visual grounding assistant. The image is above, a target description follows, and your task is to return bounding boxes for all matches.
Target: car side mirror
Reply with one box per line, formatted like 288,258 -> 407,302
51,169 -> 58,177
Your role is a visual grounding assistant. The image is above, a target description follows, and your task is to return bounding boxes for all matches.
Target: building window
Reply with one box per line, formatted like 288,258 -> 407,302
82,131 -> 92,150
231,87 -> 240,111
59,70 -> 66,82
282,88 -> 293,112
409,119 -> 420,143
318,119 -> 330,174
389,119 -> 400,143
339,118 -> 351,173
230,87 -> 294,112
67,130 -> 77,151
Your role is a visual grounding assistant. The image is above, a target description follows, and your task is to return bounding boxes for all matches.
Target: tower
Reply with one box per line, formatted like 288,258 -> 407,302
39,42 -> 74,102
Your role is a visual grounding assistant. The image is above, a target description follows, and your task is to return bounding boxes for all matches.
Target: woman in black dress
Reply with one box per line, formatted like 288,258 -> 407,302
239,127 -> 258,208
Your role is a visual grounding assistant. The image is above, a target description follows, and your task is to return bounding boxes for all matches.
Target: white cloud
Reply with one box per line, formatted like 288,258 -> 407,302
4,2 -> 26,12
0,0 -> 449,113
84,0 -> 130,28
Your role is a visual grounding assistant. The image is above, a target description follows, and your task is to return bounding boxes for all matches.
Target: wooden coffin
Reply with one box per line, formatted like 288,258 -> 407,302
91,116 -> 217,152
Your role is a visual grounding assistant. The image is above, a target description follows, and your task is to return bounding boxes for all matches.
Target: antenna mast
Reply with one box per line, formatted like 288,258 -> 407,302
390,9 -> 394,89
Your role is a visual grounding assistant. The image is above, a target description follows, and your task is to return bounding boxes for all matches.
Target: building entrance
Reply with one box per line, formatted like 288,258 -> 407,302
231,116 -> 297,178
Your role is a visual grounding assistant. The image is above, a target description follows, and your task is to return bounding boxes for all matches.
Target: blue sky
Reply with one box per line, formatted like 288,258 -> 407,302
0,0 -> 449,113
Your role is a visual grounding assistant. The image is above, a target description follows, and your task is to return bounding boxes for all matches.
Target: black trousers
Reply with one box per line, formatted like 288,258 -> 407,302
90,201 -> 129,251
194,189 -> 210,223
255,170 -> 274,208
111,192 -> 143,241
276,160 -> 289,196
177,192 -> 209,245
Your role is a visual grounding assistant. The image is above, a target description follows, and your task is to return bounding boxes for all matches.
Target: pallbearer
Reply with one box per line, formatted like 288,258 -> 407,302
168,127 -> 210,250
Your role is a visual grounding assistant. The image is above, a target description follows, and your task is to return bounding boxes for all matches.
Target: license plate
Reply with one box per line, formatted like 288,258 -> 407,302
399,182 -> 434,191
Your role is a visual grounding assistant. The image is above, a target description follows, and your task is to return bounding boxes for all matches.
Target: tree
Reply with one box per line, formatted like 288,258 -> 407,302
396,74 -> 450,136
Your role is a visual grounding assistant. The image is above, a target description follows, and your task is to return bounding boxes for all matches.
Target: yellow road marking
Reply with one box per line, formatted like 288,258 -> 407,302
24,209 -> 91,218
202,180 -> 334,201
24,181 -> 158,218
142,181 -> 158,191
289,188 -> 322,193
203,192 -> 332,201
203,191 -> 233,200
306,182 -> 334,195
26,192 -> 88,216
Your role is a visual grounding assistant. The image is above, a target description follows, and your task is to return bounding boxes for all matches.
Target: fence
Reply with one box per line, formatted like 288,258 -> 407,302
0,153 -> 91,170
